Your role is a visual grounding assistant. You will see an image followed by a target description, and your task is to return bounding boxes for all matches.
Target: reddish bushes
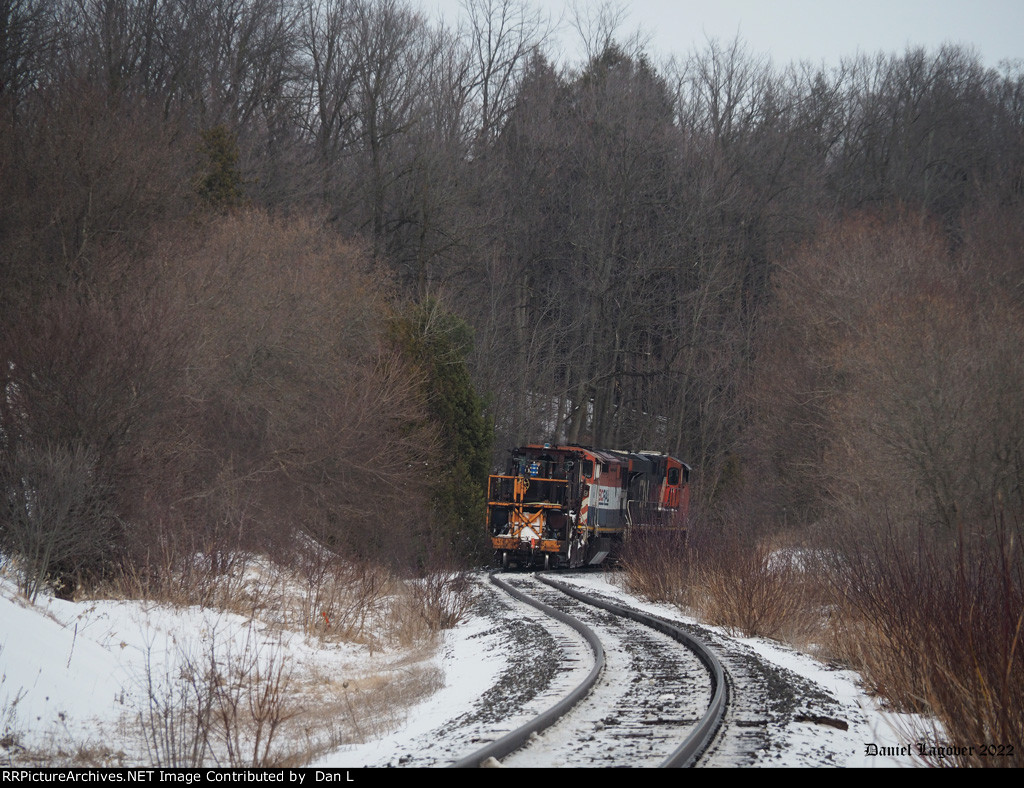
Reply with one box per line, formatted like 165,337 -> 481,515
154,213 -> 437,568
0,211 -> 439,597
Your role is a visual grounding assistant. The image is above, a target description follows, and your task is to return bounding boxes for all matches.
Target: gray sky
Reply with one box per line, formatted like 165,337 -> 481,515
420,0 -> 1024,69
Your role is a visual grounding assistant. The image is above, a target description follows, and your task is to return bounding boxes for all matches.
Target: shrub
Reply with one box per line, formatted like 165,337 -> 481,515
407,570 -> 474,632
0,289 -> 186,598
828,515 -> 1024,766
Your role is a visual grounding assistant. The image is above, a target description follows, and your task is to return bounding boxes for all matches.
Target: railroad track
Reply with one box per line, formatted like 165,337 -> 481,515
452,572 -> 728,768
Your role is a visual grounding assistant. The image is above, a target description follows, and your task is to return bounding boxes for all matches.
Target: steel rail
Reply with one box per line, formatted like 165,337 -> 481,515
449,571 -> 605,768
537,574 -> 729,767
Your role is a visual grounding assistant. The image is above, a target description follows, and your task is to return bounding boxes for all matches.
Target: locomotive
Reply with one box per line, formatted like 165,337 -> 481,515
487,443 -> 690,569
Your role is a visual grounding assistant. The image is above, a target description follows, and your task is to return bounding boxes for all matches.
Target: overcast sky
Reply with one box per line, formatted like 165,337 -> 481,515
419,0 -> 1024,69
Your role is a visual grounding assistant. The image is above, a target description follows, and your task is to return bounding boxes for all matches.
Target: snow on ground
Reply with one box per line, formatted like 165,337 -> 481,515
1,567 -> 928,768
316,572 -> 930,768
0,567 -> 400,766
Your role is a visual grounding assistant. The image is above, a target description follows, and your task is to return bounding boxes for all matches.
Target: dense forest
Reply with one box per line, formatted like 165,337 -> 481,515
2,0 -> 1023,576
2,0 -> 1022,758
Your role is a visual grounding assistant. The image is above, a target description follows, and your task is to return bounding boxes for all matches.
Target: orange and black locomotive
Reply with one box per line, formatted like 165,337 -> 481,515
487,444 -> 690,569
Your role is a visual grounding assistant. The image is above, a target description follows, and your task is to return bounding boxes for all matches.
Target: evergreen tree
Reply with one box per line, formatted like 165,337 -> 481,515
390,299 -> 493,565
196,126 -> 245,211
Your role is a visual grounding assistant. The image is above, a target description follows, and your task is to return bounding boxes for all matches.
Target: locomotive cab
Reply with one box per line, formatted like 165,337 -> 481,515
487,446 -> 586,569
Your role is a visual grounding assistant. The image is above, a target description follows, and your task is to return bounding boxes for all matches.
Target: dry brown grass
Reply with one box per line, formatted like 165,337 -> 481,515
621,528 -> 822,643
825,517 -> 1024,766
102,542 -> 420,645
691,540 -> 823,645
619,529 -> 692,607
109,545 -> 267,614
283,652 -> 444,764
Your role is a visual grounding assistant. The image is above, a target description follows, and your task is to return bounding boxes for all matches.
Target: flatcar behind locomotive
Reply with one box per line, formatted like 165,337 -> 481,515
487,444 -> 690,569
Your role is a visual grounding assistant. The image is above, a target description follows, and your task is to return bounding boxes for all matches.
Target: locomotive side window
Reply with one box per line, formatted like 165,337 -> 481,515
582,460 -> 594,478
668,467 -> 680,485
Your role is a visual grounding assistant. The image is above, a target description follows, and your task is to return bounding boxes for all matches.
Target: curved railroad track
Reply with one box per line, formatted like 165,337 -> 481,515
452,571 -> 728,768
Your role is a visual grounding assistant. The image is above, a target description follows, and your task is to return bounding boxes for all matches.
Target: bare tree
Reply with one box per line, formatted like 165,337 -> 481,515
0,0 -> 56,115
461,0 -> 546,144
156,211 -> 438,566
566,0 -> 647,66
829,46 -> 1011,226
299,0 -> 361,163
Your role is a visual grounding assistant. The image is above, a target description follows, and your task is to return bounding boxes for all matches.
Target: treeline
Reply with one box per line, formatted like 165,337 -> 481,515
2,0 -> 1024,593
